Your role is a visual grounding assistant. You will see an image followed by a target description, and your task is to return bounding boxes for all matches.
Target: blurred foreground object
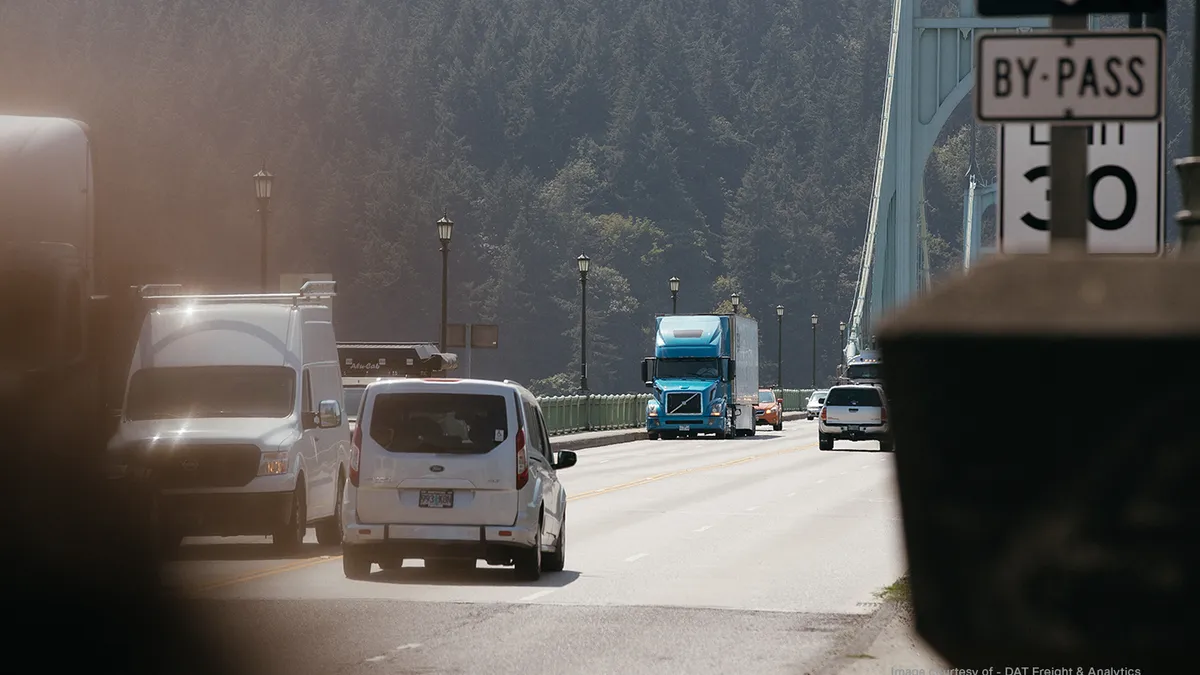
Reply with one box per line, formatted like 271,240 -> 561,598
879,253 -> 1195,671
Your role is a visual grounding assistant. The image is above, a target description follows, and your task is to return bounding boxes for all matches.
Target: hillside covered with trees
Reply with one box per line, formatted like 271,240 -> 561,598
1,0 -> 1192,393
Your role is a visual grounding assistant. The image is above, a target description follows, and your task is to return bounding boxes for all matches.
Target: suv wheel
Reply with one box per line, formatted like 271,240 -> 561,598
315,472 -> 344,546
878,440 -> 894,453
515,523 -> 543,581
272,479 -> 307,553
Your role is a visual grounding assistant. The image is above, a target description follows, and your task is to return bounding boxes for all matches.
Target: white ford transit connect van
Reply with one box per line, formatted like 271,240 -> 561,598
342,378 -> 577,581
106,281 -> 351,551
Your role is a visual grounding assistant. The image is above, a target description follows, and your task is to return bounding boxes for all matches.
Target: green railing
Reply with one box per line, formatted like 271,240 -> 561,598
772,388 -> 817,412
537,389 -> 824,435
538,393 -> 654,436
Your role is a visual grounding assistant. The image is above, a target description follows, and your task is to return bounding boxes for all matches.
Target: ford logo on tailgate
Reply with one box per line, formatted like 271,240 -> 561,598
181,459 -> 199,471
429,465 -> 444,473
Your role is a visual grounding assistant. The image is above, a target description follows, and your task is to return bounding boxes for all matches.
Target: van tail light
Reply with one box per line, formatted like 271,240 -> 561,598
349,424 -> 362,487
820,407 -> 827,422
880,406 -> 887,423
515,427 -> 529,490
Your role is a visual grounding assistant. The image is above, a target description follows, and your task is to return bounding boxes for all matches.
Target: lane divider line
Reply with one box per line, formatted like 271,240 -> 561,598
567,441 -> 816,503
187,553 -> 341,594
624,552 -> 649,562
185,440 -> 816,593
519,588 -> 557,602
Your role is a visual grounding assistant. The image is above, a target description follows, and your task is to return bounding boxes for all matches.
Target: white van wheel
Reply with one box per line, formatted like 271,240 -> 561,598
272,479 -> 307,553
542,514 -> 566,573
315,471 -> 344,546
514,522 -> 542,581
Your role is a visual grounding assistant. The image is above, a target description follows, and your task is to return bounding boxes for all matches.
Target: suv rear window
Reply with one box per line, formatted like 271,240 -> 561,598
825,387 -> 882,407
368,392 -> 509,454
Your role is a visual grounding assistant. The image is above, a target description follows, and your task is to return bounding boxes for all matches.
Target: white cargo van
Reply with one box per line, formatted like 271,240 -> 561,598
342,377 -> 577,581
106,281 -> 351,551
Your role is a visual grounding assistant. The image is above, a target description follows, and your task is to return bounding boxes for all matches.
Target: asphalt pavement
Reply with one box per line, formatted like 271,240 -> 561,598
166,419 -> 905,675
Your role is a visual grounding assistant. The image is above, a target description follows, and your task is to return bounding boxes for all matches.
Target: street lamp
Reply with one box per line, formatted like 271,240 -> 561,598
577,254 -> 590,392
437,213 -> 453,352
730,292 -> 739,314
776,305 -> 784,389
253,163 -> 274,292
810,314 -> 819,388
838,321 -> 847,375
669,276 -> 680,313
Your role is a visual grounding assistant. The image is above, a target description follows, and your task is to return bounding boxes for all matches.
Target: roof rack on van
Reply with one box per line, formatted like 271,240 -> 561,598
138,279 -> 336,305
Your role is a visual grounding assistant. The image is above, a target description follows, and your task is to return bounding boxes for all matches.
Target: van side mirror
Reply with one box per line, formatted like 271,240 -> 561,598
317,399 -> 342,429
553,450 -> 577,470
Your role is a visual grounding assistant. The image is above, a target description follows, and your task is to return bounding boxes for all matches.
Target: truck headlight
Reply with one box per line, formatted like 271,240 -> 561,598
257,451 -> 290,476
646,400 -> 660,417
710,401 -> 724,416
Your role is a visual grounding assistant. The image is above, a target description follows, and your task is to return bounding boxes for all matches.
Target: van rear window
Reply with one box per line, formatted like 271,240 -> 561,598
825,387 -> 882,407
368,393 -> 509,454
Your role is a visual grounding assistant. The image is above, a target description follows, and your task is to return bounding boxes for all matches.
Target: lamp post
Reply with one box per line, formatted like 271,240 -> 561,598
437,213 -> 453,352
838,321 -> 846,375
730,292 -> 739,314
776,305 -> 784,389
577,254 -> 590,392
253,163 -> 274,292
669,276 -> 680,313
810,314 -> 819,388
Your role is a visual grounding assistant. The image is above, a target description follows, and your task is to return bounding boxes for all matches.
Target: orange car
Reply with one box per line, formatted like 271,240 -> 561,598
754,389 -> 783,431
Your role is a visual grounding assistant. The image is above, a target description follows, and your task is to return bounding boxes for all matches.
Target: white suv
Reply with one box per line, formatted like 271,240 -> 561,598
342,378 -> 577,581
818,384 -> 892,452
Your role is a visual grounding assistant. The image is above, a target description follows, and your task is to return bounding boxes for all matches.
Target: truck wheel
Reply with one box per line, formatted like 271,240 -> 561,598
647,432 -> 659,440
819,434 -> 834,451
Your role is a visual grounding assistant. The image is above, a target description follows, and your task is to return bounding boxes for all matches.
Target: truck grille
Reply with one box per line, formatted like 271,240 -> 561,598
665,392 -> 703,415
134,443 -> 262,489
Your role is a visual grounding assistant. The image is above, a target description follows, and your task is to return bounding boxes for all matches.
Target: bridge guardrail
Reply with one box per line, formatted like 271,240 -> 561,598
538,389 -> 819,435
773,388 -> 816,412
538,393 -> 654,436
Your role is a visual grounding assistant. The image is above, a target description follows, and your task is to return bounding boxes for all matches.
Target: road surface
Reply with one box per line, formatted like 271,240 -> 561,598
167,420 -> 905,675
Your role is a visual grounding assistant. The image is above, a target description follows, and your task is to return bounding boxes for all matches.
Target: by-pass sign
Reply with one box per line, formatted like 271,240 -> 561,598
975,30 -> 1164,124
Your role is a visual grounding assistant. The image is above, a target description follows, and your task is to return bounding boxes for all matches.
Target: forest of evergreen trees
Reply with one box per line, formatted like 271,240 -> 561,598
1,0 -> 1192,393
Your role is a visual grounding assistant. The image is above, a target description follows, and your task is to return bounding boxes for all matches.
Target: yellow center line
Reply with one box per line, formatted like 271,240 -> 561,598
567,441 -> 816,502
184,440 -> 815,593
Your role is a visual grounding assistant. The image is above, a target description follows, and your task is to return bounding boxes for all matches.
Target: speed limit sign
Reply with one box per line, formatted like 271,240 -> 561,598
998,122 -> 1164,255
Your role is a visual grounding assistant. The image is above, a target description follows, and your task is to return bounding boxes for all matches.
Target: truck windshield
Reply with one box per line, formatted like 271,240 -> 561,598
846,363 -> 882,380
344,386 -> 366,420
125,366 -> 297,420
657,358 -> 721,379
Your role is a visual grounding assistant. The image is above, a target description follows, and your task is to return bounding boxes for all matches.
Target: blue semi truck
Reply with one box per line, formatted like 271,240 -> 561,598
640,313 -> 760,440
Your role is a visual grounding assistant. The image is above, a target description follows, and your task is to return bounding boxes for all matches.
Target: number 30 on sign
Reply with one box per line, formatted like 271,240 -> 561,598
998,121 -> 1164,256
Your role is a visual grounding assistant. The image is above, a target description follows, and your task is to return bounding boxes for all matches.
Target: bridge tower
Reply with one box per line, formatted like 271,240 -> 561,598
843,0 -> 1051,362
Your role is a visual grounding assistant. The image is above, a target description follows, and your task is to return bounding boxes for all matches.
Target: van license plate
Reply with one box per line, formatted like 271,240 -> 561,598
677,425 -> 690,432
419,490 -> 454,508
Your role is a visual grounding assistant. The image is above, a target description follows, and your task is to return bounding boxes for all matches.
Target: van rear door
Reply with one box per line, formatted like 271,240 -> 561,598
354,385 -> 519,526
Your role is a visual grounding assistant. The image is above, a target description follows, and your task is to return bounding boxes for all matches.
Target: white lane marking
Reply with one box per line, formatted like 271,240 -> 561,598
787,492 -> 796,497
745,505 -> 760,512
625,552 -> 649,562
816,479 -> 825,484
861,464 -> 870,469
597,459 -> 610,464
693,524 -> 713,533
519,589 -> 557,602
365,643 -> 422,663
840,471 -> 848,475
